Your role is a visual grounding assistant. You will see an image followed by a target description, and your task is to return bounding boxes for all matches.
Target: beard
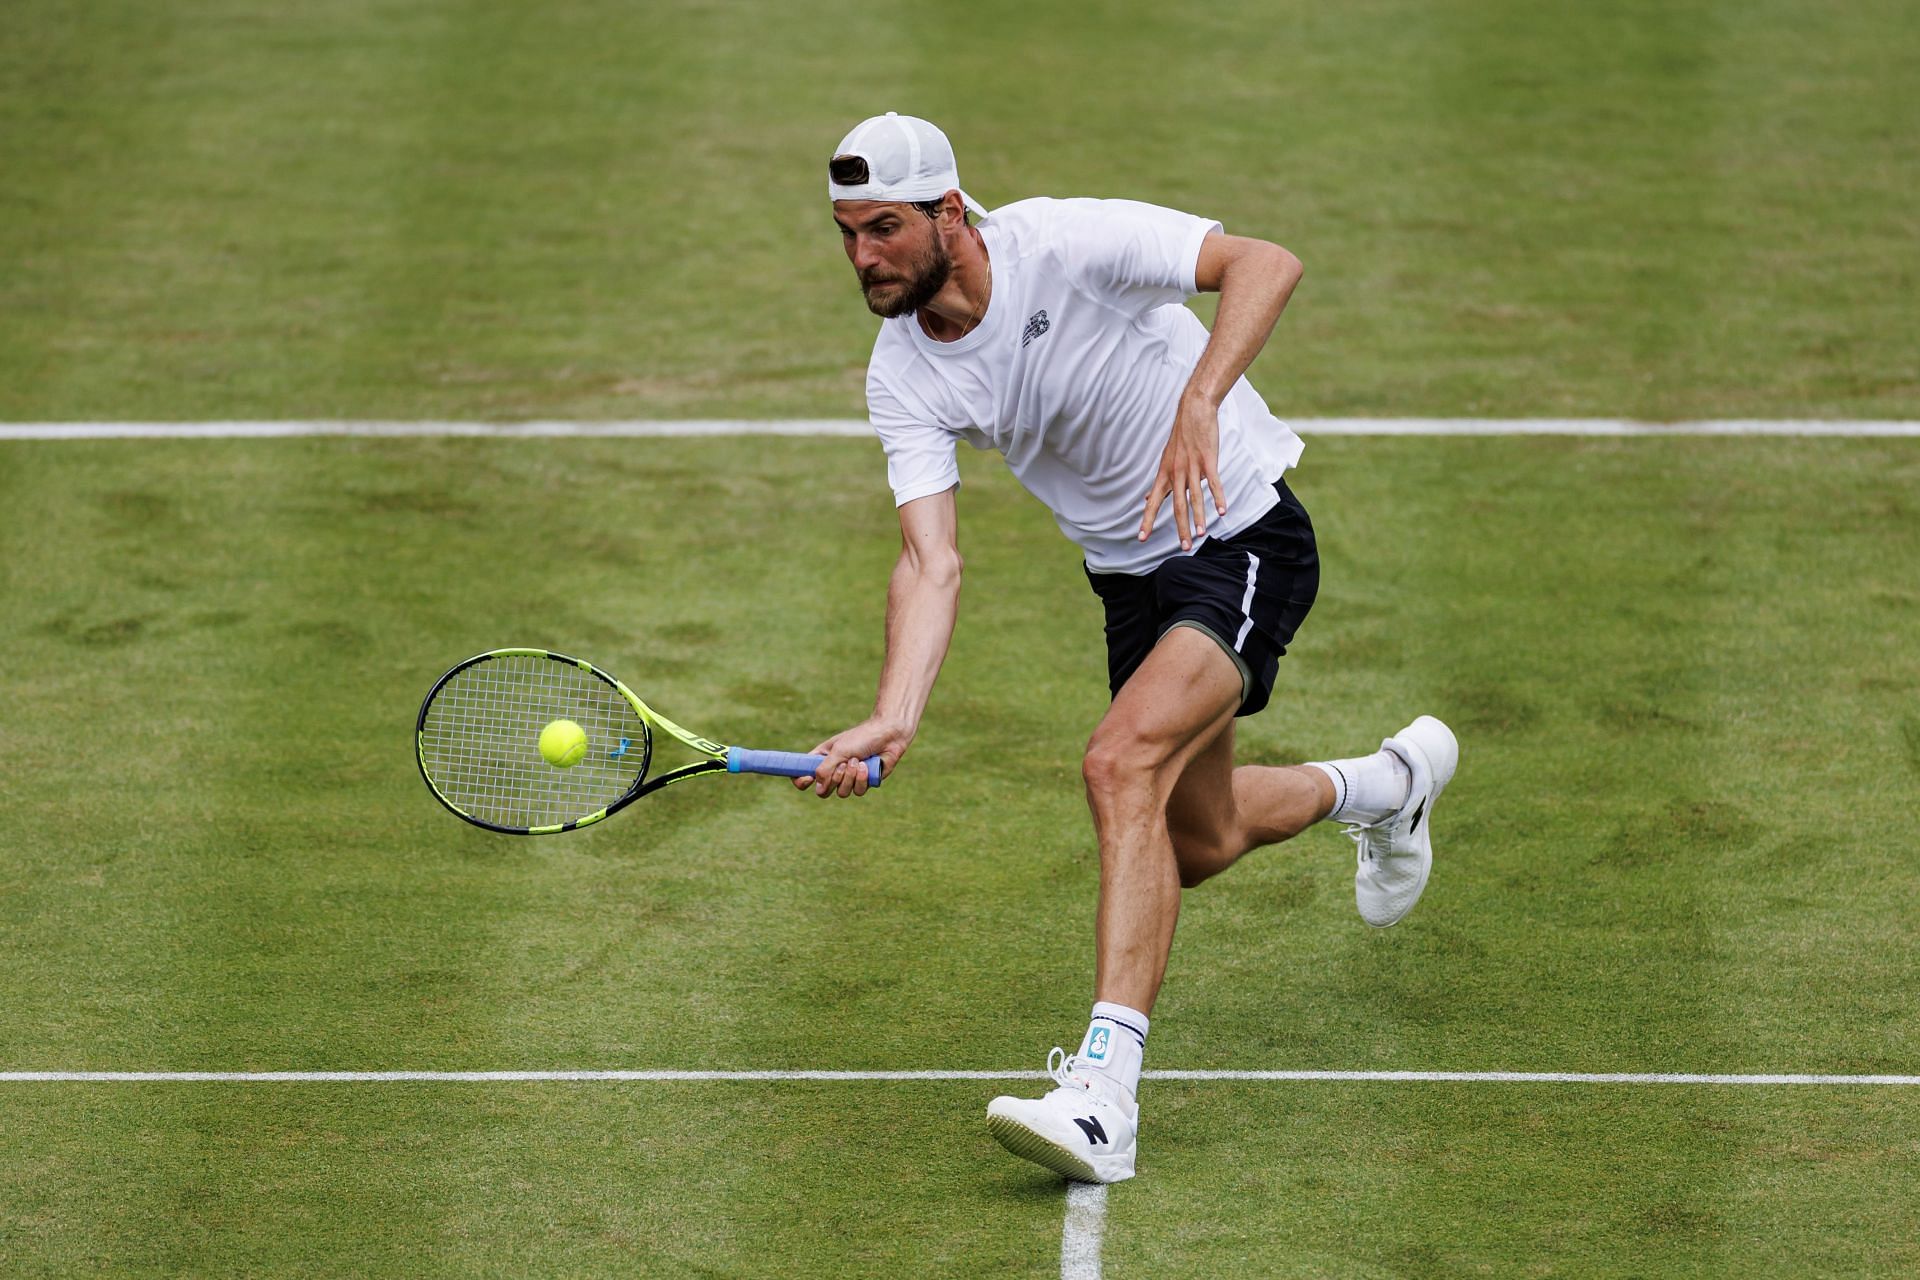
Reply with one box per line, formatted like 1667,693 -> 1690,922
859,233 -> 953,319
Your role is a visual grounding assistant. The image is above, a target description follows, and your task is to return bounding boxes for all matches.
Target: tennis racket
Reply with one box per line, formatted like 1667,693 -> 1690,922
416,648 -> 883,835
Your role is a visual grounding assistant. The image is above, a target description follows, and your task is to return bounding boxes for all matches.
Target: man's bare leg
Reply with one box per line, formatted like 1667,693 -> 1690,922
1165,703 -> 1459,931
987,627 -> 1241,1183
1165,723 -> 1336,888
987,627 -> 1455,1183
1079,626 -> 1245,1013
991,625 -> 1458,1183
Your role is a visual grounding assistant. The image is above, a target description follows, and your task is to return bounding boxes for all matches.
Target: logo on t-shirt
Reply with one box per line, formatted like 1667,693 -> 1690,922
1021,309 -> 1051,347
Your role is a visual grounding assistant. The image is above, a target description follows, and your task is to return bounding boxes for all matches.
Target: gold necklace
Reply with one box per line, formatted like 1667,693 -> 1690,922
960,275 -> 989,335
925,273 -> 988,342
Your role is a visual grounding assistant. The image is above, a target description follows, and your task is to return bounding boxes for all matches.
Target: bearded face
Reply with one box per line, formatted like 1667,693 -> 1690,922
857,223 -> 954,319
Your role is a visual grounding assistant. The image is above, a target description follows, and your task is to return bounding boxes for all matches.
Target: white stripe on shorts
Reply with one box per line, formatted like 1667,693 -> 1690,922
1233,552 -> 1261,650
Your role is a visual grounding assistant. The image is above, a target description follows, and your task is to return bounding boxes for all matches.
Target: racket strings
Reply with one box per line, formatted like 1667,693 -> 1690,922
420,655 -> 650,828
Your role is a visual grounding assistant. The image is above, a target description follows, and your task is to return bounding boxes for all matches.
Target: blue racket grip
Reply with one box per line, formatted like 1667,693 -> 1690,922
727,747 -> 883,788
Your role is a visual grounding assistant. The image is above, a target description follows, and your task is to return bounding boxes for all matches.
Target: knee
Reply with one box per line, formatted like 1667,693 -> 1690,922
1081,731 -> 1161,811
1080,738 -> 1130,804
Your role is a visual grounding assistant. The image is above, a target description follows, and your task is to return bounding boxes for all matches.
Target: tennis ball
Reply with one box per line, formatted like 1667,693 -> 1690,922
538,719 -> 589,768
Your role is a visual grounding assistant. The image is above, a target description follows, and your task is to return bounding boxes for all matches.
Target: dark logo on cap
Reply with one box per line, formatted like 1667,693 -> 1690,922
1021,309 -> 1051,347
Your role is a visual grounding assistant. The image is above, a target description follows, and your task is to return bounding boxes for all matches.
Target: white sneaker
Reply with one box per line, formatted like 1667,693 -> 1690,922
1349,715 -> 1459,928
987,1048 -> 1138,1183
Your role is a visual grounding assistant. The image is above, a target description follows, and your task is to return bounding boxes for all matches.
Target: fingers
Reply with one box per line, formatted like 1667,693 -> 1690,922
1142,459 -> 1228,549
797,738 -> 833,789
812,756 -> 871,798
804,748 -> 877,798
796,723 -> 899,798
1138,470 -> 1170,541
1146,461 -> 1228,550
1146,402 -> 1228,545
1188,457 -> 1229,537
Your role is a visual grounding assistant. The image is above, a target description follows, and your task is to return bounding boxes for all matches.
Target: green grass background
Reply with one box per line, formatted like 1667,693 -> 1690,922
3,438 -> 1917,1275
2,0 -> 1917,422
4,0 -> 1920,1275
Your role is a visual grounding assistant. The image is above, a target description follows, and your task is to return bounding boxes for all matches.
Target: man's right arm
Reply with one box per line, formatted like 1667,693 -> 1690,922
799,485 -> 963,798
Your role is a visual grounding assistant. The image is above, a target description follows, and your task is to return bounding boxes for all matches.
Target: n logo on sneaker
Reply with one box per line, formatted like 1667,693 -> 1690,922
1409,798 -> 1427,833
1071,1115 -> 1108,1146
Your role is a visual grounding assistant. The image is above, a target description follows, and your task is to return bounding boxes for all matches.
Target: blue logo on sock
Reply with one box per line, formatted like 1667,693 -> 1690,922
1085,1026 -> 1111,1063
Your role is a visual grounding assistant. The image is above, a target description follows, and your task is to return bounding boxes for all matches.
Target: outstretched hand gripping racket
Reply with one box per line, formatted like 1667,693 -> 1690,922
416,648 -> 882,835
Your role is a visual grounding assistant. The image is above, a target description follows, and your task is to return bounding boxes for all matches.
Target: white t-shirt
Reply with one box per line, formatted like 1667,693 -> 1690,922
865,196 -> 1304,575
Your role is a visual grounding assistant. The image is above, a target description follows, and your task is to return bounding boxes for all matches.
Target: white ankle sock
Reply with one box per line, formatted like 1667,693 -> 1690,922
1309,750 -> 1411,825
1076,1001 -> 1148,1103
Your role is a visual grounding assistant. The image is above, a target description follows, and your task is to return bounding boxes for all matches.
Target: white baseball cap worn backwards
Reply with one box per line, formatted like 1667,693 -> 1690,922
829,112 -> 988,217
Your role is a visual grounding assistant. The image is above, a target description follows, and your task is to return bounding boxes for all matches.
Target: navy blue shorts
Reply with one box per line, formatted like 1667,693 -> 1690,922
1084,479 -> 1319,717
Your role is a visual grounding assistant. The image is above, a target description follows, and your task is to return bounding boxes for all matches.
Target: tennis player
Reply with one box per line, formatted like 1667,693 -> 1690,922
803,112 -> 1459,1184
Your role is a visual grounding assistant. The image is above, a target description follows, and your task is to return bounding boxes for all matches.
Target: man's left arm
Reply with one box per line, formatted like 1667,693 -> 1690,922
1138,232 -> 1304,550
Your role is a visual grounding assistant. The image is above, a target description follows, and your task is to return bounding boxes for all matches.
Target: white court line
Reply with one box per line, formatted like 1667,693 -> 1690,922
1148,1070 -> 1920,1085
1060,1182 -> 1107,1280
2,1070 -> 1916,1084
1,418 -> 1918,440
0,1070 -> 1032,1082
0,420 -> 867,440
12,1068 -> 1909,1279
1300,419 -> 1920,437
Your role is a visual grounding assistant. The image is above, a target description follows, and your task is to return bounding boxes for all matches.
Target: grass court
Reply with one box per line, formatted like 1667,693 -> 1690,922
3,0 -> 1918,1275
